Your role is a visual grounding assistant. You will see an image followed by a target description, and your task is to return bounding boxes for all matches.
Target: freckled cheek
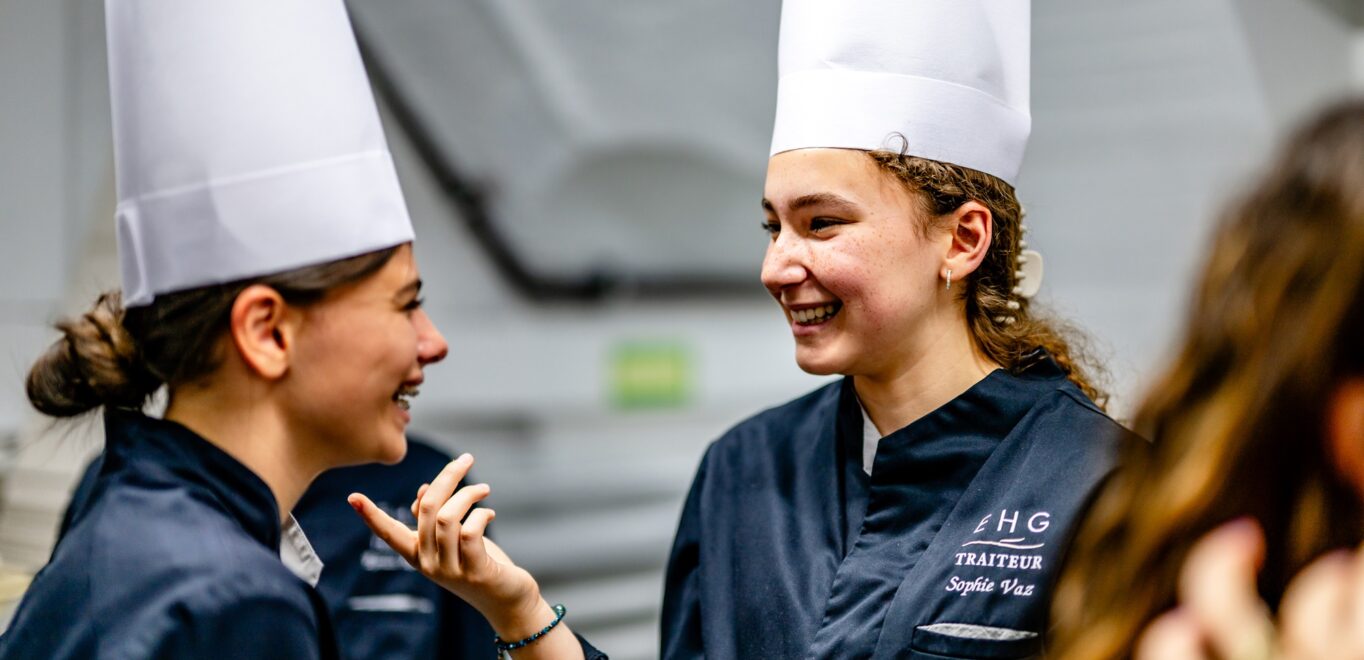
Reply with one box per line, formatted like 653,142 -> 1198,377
816,244 -> 892,309
853,303 -> 902,337
843,261 -> 929,337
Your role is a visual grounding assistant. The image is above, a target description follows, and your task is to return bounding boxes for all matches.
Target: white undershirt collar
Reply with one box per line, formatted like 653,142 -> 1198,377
279,514 -> 324,587
858,398 -> 881,476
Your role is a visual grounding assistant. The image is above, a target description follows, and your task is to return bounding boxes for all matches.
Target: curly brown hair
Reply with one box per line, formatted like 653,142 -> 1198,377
1049,99 -> 1364,659
867,150 -> 1108,406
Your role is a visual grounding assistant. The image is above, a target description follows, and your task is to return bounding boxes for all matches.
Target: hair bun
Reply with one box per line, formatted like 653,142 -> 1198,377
26,292 -> 161,417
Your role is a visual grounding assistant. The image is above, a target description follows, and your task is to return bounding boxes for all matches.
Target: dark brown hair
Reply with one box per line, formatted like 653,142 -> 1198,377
1050,99 -> 1364,659
27,247 -> 401,417
868,151 -> 1107,406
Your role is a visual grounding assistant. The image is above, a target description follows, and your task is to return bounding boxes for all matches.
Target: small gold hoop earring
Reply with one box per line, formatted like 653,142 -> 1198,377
945,269 -> 953,290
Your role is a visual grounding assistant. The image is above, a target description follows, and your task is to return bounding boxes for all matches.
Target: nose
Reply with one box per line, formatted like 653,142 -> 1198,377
760,232 -> 809,296
413,308 -> 449,365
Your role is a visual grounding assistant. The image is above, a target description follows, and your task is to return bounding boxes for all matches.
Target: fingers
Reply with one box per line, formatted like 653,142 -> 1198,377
348,493 -> 418,564
410,483 -> 429,520
1280,550 -> 1351,658
455,507 -> 497,572
433,483 -> 492,563
1351,543 -> 1364,634
1136,609 -> 1210,660
417,454 -> 474,569
1178,518 -> 1275,660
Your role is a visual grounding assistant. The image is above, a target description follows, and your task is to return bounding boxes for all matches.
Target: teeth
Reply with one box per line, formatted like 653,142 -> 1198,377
394,386 -> 419,411
792,304 -> 839,324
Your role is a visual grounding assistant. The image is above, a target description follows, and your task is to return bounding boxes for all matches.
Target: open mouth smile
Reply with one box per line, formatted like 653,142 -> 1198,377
393,384 -> 420,411
788,301 -> 844,326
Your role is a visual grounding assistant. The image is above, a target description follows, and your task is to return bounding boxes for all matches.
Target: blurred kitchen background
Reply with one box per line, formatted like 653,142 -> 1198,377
2,0 -> 1363,658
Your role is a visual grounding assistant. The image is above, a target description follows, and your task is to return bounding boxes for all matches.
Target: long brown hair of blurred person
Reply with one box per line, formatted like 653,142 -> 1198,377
1050,99 -> 1364,660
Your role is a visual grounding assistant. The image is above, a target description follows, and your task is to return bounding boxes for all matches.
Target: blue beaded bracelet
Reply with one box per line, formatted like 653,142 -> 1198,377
493,603 -> 567,658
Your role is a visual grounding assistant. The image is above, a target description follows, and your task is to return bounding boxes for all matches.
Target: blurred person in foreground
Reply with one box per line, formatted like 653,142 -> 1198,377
1049,99 -> 1364,659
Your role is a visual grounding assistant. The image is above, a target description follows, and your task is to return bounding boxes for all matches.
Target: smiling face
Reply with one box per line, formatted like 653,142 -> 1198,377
282,244 -> 448,466
761,148 -> 954,377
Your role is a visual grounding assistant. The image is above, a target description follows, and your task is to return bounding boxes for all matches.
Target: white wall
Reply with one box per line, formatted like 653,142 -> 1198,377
0,0 -> 116,572
0,0 -> 70,439
1355,26 -> 1364,84
1237,0 -> 1359,125
1024,0 -> 1361,417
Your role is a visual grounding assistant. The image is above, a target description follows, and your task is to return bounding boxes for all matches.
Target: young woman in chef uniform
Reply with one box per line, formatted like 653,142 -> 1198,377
657,2 -> 1133,658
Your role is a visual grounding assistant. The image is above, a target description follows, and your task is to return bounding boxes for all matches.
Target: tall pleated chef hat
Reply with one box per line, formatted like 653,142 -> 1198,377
106,0 -> 414,306
769,0 -> 1031,186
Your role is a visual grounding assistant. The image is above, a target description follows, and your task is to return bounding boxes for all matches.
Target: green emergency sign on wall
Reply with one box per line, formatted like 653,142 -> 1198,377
609,341 -> 691,409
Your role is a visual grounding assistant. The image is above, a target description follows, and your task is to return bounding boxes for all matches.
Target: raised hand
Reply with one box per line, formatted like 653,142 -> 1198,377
348,454 -> 584,659
1136,519 -> 1275,659
1136,518 -> 1364,660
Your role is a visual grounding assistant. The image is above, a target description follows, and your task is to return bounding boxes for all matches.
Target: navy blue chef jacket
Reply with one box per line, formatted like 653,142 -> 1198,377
0,410 -> 337,659
50,437 -> 497,660
661,355 -> 1131,659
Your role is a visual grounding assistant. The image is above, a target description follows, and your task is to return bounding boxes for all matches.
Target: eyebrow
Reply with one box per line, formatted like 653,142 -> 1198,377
761,192 -> 860,215
394,278 -> 423,300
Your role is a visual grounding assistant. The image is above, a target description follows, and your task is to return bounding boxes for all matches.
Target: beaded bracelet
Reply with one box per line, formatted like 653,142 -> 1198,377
493,603 -> 567,658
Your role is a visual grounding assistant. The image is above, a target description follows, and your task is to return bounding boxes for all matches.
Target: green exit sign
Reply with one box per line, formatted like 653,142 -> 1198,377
609,341 -> 691,409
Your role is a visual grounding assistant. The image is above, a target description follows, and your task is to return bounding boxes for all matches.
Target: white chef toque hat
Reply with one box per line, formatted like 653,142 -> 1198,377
105,0 -> 415,306
769,0 -> 1031,186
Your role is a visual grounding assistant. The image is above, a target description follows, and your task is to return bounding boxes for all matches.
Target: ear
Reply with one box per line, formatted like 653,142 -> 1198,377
940,200 -> 993,282
1326,378 -> 1364,499
228,284 -> 294,381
